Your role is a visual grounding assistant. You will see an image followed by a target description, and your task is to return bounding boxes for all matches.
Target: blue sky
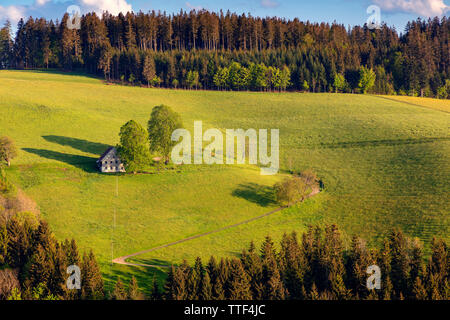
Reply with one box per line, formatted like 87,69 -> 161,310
0,0 -> 449,33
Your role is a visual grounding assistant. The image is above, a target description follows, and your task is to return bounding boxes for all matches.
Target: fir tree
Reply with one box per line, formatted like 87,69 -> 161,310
200,270 -> 213,300
112,277 -> 127,300
128,276 -> 143,300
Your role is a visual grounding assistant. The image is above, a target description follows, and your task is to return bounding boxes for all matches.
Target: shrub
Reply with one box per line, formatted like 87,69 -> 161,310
0,136 -> 17,167
274,176 -> 310,206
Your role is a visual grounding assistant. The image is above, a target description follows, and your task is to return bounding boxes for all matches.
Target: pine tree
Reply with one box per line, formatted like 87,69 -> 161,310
413,277 -> 428,300
427,238 -> 448,295
347,236 -> 373,299
0,224 -> 7,265
200,270 -> 213,300
170,261 -> 189,300
227,258 -> 252,300
81,250 -> 104,300
309,282 -> 319,300
187,257 -> 203,299
112,277 -> 127,300
241,248 -> 264,299
142,54 -> 156,87
409,238 -> 424,297
128,276 -> 143,300
163,266 -> 176,300
0,21 -> 13,69
388,230 -> 410,298
212,258 -> 228,300
151,276 -> 162,300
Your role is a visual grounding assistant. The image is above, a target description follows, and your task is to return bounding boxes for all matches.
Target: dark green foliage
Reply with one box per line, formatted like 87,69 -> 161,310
346,236 -> 374,299
128,276 -> 143,300
112,277 -> 127,300
117,120 -> 151,173
166,225 -> 449,300
80,250 -> 104,300
147,105 -> 183,163
187,257 -> 203,299
227,258 -> 252,300
150,276 -> 162,300
0,21 -> 13,69
0,215 -> 104,300
200,270 -> 213,300
2,12 -> 448,97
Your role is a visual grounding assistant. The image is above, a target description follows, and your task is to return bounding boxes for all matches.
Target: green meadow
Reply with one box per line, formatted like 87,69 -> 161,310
0,70 -> 449,290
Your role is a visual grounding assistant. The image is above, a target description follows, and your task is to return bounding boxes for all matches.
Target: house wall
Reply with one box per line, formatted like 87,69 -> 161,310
101,162 -> 125,173
98,149 -> 126,173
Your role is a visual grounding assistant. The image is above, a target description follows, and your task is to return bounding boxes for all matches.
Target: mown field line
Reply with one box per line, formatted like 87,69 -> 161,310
374,95 -> 450,114
112,187 -> 320,269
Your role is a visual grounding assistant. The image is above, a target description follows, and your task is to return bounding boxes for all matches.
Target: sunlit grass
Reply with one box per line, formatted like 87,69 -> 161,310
0,70 -> 448,290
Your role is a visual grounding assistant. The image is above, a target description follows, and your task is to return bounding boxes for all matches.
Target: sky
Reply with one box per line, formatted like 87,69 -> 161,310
0,0 -> 449,34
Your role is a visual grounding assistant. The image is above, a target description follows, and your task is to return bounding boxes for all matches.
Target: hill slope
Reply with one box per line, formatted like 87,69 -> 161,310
0,70 -> 448,288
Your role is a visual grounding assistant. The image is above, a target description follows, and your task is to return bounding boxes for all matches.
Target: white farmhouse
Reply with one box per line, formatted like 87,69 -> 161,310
97,147 -> 125,173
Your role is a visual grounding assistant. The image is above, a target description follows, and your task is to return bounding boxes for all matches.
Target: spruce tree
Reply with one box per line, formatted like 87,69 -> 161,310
142,54 -> 156,87
81,250 -> 104,300
112,277 -> 127,300
413,277 -> 428,300
187,257 -> 203,300
151,276 -> 163,300
200,270 -> 213,300
227,259 -> 252,300
128,276 -> 143,300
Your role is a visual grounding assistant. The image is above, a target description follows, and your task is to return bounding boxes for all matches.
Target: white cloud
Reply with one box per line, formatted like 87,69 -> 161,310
373,0 -> 449,17
185,2 -> 204,11
0,0 -> 133,26
80,0 -> 132,16
261,0 -> 280,8
36,0 -> 51,6
0,5 -> 26,24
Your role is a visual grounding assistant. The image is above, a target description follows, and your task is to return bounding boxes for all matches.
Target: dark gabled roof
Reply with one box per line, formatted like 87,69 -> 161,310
97,146 -> 115,162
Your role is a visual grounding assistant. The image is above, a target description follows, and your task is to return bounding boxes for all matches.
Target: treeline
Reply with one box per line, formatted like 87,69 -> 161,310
163,225 -> 449,300
0,10 -> 449,97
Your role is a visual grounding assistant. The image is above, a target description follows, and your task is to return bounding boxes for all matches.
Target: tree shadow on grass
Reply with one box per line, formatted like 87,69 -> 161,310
30,69 -> 104,81
42,135 -> 111,156
232,183 -> 276,207
22,148 -> 98,173
308,137 -> 450,150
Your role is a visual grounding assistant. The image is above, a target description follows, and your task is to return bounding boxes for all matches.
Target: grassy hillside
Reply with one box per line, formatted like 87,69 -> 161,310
378,95 -> 450,113
0,70 -> 448,290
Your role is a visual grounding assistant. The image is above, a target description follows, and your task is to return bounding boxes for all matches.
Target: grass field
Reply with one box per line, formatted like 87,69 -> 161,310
378,95 -> 450,113
0,70 -> 449,291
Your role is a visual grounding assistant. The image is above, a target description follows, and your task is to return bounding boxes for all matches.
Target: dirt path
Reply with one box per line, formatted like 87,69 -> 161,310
112,186 -> 320,269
